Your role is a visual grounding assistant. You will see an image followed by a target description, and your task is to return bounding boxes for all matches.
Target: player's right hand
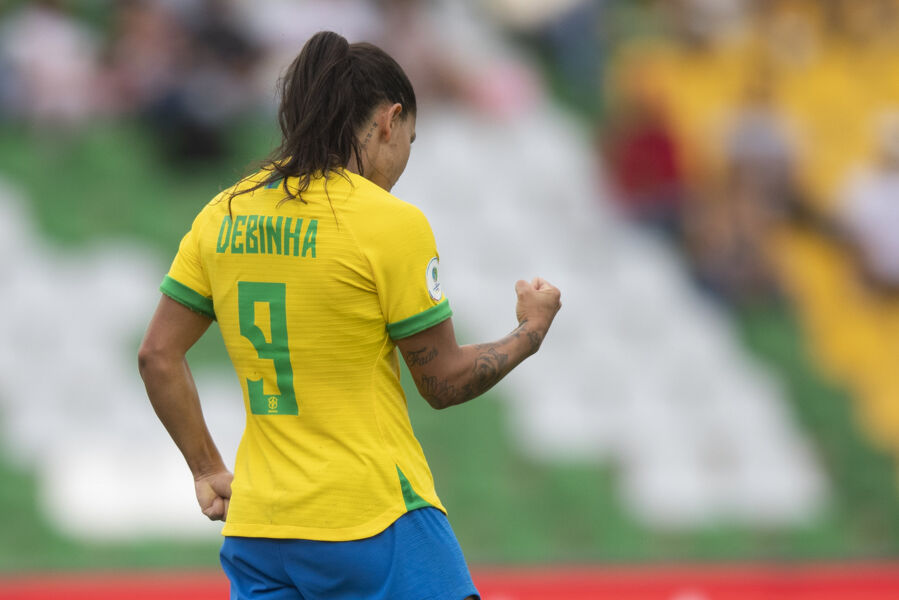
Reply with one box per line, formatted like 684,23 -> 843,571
514,277 -> 562,344
195,470 -> 233,521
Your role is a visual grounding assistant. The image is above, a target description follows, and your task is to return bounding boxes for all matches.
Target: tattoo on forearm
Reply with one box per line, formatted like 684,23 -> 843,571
420,374 -> 471,408
471,346 -> 509,393
513,320 -> 541,352
526,329 -> 542,351
417,322 -> 539,408
405,346 -> 438,367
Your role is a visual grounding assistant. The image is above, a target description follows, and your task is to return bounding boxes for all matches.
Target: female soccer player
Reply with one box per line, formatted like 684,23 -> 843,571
138,31 -> 561,600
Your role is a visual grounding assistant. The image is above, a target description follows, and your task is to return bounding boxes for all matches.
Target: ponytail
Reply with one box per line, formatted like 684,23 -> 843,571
231,31 -> 416,206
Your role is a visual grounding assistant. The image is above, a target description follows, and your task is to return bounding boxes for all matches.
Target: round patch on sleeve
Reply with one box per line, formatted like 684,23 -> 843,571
425,257 -> 442,301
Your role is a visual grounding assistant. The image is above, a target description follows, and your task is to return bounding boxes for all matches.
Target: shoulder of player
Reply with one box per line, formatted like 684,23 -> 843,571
345,172 -> 430,226
189,190 -> 230,229
193,172 -> 262,224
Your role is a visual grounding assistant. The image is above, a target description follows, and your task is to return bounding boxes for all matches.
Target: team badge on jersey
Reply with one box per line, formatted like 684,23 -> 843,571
426,257 -> 442,301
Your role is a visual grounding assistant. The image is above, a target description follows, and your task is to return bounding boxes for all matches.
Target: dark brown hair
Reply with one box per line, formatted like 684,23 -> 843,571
233,31 -> 416,205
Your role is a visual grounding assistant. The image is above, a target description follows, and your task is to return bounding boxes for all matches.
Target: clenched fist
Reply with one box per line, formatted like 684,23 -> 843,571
514,277 -> 561,352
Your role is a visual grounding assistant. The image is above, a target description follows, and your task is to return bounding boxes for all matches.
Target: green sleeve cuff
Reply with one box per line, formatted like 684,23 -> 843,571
387,299 -> 452,340
160,275 -> 216,320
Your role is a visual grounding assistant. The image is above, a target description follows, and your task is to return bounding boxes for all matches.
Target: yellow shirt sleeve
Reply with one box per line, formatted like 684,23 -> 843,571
363,202 -> 451,339
160,204 -> 216,320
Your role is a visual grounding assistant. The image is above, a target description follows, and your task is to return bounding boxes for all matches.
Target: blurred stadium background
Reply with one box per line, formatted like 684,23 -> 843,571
2,0 -> 899,598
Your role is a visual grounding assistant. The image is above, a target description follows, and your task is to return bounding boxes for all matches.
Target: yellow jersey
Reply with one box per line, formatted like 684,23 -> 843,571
161,169 -> 451,540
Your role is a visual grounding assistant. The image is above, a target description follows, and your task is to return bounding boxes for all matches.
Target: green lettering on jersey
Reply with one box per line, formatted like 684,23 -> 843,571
246,215 -> 260,254
284,217 -> 303,257
231,215 -> 247,254
265,216 -> 283,255
302,219 -> 318,258
216,216 -> 232,253
258,216 -> 266,254
213,214 -> 316,257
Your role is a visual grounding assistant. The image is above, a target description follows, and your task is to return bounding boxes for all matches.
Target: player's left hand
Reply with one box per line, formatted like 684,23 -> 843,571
195,470 -> 233,521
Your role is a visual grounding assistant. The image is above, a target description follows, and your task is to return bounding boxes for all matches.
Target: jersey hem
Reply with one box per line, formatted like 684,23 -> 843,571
386,299 -> 452,340
220,501 -> 447,541
160,275 -> 216,320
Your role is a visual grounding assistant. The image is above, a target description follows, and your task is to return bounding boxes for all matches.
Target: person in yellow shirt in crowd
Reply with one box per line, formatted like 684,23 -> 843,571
138,31 -> 561,600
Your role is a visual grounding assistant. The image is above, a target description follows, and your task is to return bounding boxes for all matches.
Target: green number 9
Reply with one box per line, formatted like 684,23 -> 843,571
238,281 -> 298,415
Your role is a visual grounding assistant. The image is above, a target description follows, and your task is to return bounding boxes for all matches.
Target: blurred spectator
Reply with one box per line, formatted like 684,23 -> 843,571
828,0 -> 898,47
0,0 -> 100,130
484,0 -> 603,114
374,0 -> 539,116
756,0 -> 822,73
373,0 -> 472,105
684,75 -> 799,307
685,183 -> 783,306
838,112 -> 899,293
104,0 -> 259,163
103,0 -> 188,115
602,97 -> 685,240
668,0 -> 750,50
151,0 -> 259,162
723,72 -> 801,221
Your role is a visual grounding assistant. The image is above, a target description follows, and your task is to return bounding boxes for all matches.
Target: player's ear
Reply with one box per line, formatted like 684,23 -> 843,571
381,103 -> 403,142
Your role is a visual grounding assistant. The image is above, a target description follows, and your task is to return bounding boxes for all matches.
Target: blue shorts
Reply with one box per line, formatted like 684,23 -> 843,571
220,507 -> 480,600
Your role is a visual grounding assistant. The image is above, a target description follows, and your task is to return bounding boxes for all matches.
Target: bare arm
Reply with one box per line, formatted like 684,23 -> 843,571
138,295 -> 232,521
396,278 -> 561,409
